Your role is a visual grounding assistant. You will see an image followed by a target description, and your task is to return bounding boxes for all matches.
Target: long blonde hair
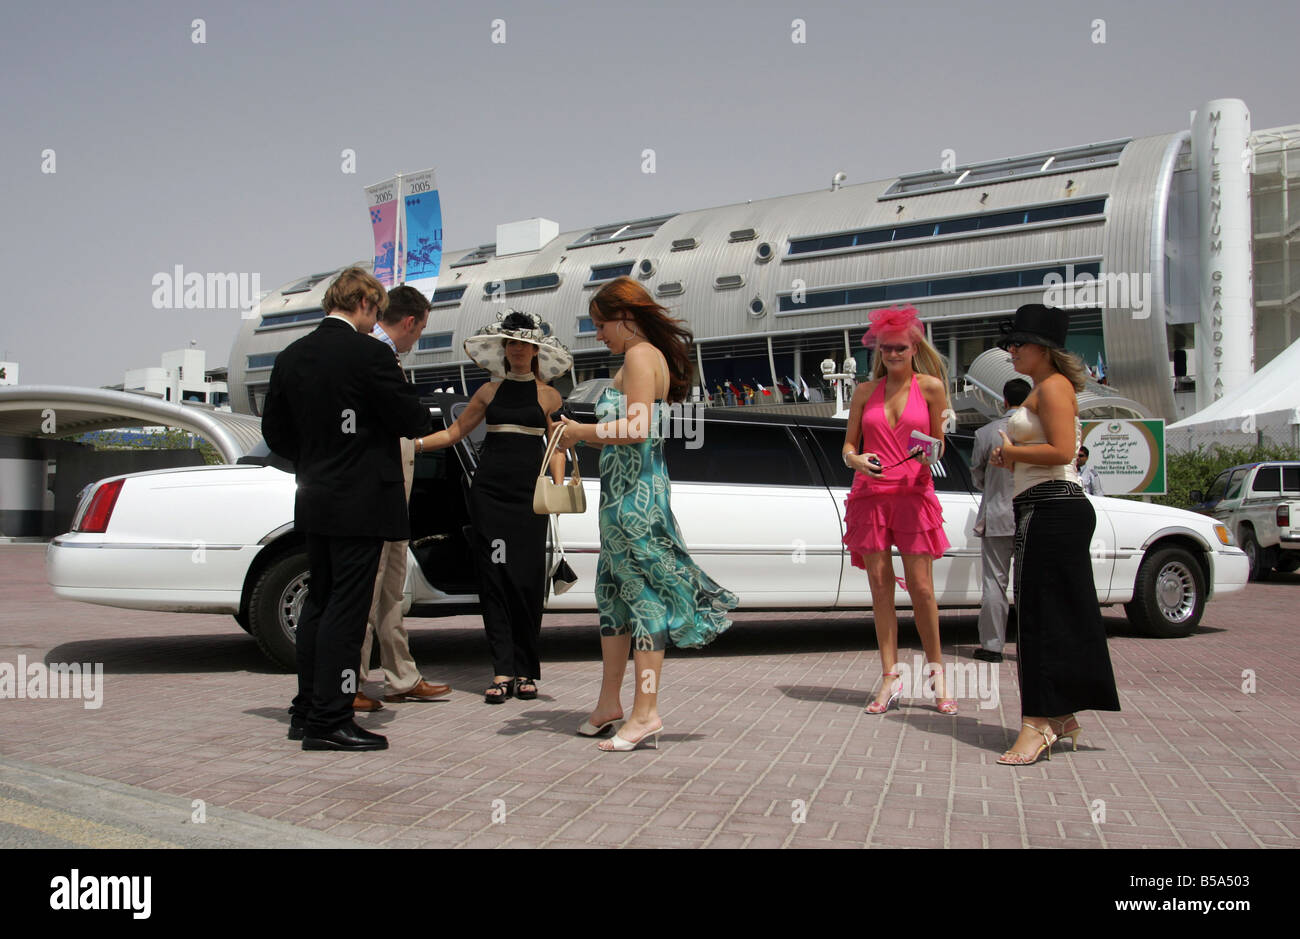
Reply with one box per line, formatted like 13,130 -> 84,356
1047,347 -> 1088,392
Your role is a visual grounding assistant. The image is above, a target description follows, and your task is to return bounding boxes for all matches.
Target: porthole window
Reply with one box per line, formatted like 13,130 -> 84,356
639,258 -> 656,277
756,242 -> 774,262
749,297 -> 766,317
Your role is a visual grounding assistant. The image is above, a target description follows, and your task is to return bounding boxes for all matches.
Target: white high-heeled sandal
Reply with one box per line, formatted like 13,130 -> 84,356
577,717 -> 623,737
598,723 -> 662,751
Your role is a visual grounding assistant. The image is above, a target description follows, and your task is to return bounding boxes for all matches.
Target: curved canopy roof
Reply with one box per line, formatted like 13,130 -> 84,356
0,386 -> 263,463
961,348 -> 1150,422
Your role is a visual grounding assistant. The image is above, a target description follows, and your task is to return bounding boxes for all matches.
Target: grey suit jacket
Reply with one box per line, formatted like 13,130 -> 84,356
971,410 -> 1017,537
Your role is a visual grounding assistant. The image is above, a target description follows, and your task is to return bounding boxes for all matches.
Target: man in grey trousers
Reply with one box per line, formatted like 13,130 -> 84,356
969,378 -> 1031,662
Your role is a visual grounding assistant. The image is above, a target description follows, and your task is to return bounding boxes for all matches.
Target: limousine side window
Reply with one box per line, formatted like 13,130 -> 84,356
806,427 -> 971,493
664,421 -> 816,486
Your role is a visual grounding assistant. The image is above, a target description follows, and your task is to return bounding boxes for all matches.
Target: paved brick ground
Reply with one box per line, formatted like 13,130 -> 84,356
4,543 -> 1296,848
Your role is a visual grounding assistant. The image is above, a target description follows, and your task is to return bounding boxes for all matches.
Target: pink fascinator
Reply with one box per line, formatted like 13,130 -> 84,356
862,304 -> 924,348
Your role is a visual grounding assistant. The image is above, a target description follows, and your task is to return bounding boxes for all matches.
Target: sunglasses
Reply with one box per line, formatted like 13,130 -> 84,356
877,344 -> 912,355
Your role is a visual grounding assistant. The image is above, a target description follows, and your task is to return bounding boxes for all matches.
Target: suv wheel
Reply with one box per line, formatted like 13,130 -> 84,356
247,549 -> 308,671
1124,546 -> 1206,638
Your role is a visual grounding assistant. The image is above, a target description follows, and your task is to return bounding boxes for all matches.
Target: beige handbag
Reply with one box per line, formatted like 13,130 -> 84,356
533,430 -> 587,515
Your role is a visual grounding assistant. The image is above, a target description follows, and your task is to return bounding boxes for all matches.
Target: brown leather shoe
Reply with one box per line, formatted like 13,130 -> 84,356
383,679 -> 451,702
352,692 -> 384,712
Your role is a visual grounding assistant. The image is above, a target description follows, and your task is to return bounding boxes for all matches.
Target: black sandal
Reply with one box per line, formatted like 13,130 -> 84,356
484,679 -> 513,704
513,677 -> 538,700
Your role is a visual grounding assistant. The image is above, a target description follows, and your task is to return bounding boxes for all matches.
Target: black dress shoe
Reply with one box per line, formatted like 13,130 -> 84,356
972,648 -> 1003,663
302,720 -> 388,751
288,717 -> 306,741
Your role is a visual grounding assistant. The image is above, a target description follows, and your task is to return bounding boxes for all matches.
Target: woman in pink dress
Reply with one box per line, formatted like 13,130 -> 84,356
841,305 -> 956,715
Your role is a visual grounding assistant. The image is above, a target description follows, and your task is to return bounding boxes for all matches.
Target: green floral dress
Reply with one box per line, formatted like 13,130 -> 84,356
595,388 -> 738,651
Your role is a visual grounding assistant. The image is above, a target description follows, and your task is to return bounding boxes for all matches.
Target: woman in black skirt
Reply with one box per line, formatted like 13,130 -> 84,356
990,304 -> 1120,765
416,310 -> 572,703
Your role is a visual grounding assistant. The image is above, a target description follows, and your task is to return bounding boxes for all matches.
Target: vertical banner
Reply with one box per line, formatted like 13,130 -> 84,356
365,177 -> 400,287
401,168 -> 442,299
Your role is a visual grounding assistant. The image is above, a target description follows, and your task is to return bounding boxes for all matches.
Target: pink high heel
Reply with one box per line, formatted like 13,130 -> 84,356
927,662 -> 958,715
866,671 -> 903,714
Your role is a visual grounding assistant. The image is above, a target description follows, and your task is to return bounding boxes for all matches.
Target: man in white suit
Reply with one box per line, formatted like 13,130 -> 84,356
969,378 -> 1031,663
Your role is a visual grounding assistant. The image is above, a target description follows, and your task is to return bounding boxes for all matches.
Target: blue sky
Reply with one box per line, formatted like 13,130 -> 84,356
2,0 -> 1296,386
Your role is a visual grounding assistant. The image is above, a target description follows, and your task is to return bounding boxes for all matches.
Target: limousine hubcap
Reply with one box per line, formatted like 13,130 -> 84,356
1156,561 -> 1195,622
280,572 -> 309,635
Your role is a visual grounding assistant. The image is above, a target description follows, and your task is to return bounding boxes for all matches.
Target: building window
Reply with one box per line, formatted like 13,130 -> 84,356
482,273 -> 561,297
777,262 -> 1102,314
788,199 -> 1106,256
568,214 -> 675,248
258,308 -> 325,329
431,285 -> 467,305
450,244 -> 497,268
589,262 -> 634,283
280,271 -> 338,295
247,353 -> 278,369
577,317 -> 596,335
418,332 -> 454,351
880,140 -> 1128,199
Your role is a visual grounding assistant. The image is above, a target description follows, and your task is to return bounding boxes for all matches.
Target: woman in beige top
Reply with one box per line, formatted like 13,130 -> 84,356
990,304 -> 1120,765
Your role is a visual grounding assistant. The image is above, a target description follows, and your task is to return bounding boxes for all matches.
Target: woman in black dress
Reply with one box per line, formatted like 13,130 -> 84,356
990,304 -> 1120,765
416,310 -> 572,703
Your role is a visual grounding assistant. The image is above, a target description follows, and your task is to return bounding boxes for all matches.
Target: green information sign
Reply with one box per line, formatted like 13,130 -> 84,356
1080,419 -> 1166,495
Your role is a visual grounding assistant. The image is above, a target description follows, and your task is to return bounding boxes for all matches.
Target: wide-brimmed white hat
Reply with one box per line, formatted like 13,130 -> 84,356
463,309 -> 573,381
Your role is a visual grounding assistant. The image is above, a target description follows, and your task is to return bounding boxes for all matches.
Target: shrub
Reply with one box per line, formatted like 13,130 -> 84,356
1155,442 -> 1300,509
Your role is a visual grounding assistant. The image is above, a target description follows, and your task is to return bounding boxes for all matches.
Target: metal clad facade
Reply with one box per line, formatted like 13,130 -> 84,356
228,132 -> 1212,419
1101,133 -> 1186,419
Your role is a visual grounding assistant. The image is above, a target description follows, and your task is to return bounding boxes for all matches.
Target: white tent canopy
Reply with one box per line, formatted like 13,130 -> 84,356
1167,338 -> 1300,451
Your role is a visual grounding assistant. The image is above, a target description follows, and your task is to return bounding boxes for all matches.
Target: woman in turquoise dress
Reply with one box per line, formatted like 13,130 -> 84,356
559,276 -> 737,752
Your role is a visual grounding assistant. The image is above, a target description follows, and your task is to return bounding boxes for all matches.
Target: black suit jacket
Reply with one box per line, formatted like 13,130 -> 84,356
261,317 -> 434,540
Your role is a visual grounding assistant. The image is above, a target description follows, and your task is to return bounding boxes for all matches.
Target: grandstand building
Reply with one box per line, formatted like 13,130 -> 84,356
227,99 -> 1299,427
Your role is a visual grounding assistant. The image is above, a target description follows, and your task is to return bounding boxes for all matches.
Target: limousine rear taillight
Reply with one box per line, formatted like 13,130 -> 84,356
75,479 -> 125,533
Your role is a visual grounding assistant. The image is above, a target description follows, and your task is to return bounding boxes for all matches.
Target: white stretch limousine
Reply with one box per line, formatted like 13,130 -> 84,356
47,397 -> 1248,670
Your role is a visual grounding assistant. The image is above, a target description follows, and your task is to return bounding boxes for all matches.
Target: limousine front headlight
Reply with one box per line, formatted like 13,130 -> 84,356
1214,523 -> 1233,546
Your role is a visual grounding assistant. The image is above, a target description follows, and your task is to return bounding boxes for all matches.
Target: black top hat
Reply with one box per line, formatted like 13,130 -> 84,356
996,303 -> 1069,351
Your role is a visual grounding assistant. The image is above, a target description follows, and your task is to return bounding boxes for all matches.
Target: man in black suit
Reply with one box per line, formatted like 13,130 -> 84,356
261,267 -> 434,751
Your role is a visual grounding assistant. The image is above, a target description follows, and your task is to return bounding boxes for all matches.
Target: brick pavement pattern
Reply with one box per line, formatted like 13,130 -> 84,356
4,544 -> 1295,848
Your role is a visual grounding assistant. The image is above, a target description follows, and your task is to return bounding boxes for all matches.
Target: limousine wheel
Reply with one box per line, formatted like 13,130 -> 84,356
247,548 -> 308,671
1124,546 -> 1205,638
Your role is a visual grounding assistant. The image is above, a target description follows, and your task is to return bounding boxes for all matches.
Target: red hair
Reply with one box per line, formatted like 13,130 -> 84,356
590,277 -> 694,403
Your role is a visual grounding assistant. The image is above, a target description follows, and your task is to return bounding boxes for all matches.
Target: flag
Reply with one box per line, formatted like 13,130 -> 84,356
799,375 -> 810,400
757,382 -> 772,396
365,178 -> 400,287
401,168 -> 442,299
1095,351 -> 1106,381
